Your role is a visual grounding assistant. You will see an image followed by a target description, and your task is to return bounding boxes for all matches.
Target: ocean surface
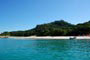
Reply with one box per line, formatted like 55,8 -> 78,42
0,38 -> 90,60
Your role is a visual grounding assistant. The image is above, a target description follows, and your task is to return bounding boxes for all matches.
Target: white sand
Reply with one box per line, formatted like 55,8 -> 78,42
8,36 -> 90,40
76,36 -> 90,39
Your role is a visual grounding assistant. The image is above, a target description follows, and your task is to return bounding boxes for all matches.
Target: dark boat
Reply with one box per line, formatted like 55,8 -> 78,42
70,36 -> 76,40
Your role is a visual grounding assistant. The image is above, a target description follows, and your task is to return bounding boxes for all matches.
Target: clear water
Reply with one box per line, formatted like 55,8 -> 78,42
0,38 -> 90,60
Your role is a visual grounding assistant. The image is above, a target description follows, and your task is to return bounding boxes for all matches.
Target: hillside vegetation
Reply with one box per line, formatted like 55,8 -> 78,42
1,20 -> 90,36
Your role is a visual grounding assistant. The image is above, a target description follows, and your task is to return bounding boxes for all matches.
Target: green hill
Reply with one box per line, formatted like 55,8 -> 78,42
1,20 -> 90,36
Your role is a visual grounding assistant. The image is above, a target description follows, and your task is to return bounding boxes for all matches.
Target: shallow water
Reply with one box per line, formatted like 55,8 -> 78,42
0,38 -> 90,60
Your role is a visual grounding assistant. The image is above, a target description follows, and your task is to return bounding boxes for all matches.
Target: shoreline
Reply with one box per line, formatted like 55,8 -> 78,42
2,36 -> 90,40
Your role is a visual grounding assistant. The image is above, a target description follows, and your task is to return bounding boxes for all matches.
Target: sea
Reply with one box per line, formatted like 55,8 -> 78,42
0,38 -> 90,60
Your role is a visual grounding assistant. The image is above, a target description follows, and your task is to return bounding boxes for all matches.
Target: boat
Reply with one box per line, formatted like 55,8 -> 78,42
70,36 -> 76,40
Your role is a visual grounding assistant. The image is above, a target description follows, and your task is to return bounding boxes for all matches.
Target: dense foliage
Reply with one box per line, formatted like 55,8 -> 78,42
1,20 -> 90,36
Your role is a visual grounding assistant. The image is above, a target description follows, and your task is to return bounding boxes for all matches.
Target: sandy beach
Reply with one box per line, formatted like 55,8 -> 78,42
6,36 -> 90,40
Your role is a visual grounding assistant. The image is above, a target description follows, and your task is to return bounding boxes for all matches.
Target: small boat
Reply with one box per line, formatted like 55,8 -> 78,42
70,36 -> 76,40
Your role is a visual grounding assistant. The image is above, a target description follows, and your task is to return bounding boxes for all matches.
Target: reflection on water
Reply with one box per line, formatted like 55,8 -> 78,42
0,38 -> 90,60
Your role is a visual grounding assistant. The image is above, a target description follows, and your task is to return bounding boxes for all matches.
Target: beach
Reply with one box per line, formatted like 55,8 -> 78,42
5,36 -> 90,40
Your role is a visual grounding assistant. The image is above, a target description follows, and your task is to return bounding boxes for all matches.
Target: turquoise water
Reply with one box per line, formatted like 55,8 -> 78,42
0,38 -> 90,60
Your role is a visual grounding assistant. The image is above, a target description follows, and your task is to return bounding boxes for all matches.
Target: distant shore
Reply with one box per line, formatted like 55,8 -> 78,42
1,36 -> 89,40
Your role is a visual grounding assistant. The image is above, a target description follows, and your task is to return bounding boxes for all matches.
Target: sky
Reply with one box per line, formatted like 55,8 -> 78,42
0,0 -> 90,32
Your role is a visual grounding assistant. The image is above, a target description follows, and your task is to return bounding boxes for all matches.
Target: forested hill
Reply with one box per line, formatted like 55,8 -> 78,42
1,20 -> 90,36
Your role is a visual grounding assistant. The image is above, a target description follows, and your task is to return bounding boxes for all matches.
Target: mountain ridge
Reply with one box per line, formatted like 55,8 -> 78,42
1,20 -> 90,36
